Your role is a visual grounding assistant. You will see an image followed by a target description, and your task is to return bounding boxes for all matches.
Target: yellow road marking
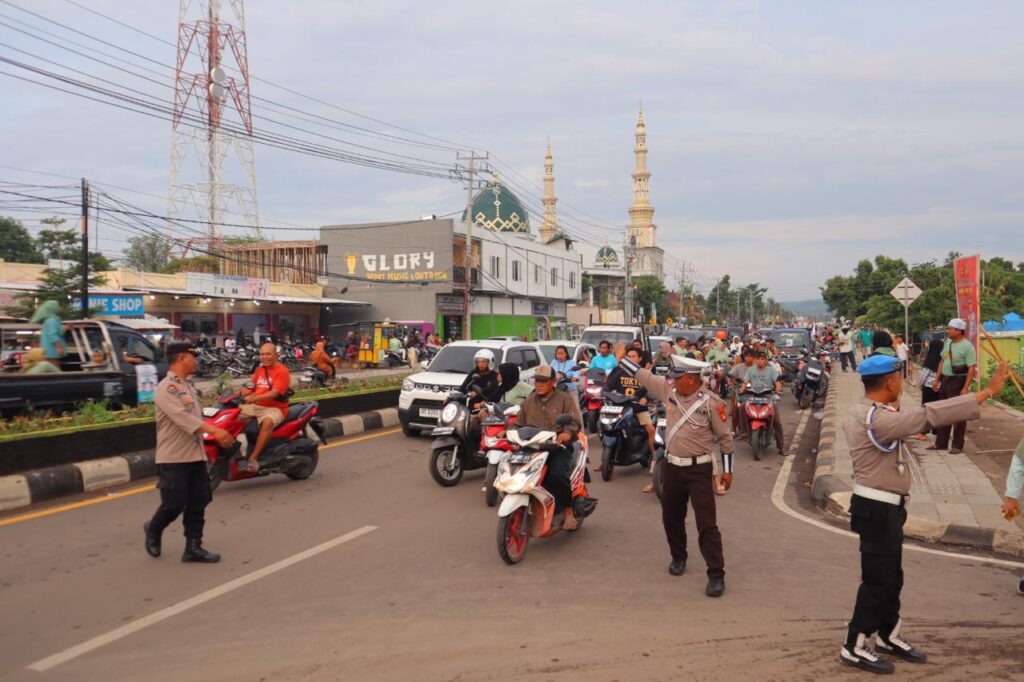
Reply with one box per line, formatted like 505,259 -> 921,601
0,427 -> 404,528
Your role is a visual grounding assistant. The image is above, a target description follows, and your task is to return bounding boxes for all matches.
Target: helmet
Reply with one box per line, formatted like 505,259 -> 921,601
473,348 -> 495,371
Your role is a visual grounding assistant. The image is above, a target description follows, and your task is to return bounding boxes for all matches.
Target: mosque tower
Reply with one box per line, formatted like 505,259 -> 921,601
540,141 -> 558,242
627,103 -> 656,248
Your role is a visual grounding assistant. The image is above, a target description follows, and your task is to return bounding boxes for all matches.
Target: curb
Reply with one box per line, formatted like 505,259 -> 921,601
0,407 -> 399,514
809,378 -> 1024,558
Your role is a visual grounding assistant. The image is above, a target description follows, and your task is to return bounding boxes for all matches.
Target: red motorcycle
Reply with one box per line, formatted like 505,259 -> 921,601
581,367 -> 608,434
742,388 -> 777,462
202,390 -> 327,490
481,402 -> 520,507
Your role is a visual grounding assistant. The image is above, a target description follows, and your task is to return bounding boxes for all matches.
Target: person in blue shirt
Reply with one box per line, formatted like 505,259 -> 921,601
550,345 -> 579,396
590,340 -> 618,373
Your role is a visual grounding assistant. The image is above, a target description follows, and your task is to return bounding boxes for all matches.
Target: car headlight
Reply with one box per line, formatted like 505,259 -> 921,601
402,378 -> 414,392
440,402 -> 459,424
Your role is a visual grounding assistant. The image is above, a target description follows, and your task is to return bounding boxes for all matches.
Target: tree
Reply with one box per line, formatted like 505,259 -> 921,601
11,225 -> 110,319
0,216 -> 43,263
161,255 -> 219,274
122,234 -> 173,272
632,275 -> 669,322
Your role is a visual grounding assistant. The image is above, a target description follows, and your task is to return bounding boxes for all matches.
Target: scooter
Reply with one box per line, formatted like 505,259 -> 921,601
742,388 -> 777,461
202,390 -> 326,491
481,402 -> 520,507
299,366 -> 331,387
383,348 -> 409,368
794,354 -> 828,409
494,415 -> 597,564
598,389 -> 653,482
581,367 -> 608,434
428,390 -> 486,486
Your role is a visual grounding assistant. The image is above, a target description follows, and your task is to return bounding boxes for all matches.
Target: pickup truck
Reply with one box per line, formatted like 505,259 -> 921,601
0,320 -> 168,417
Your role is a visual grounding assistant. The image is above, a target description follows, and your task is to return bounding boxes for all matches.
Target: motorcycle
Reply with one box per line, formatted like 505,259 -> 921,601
428,389 -> 486,486
794,353 -> 828,409
598,388 -> 653,482
202,390 -> 326,491
581,366 -> 608,434
383,347 -> 409,368
480,402 -> 521,507
742,388 -> 777,461
299,366 -> 331,387
494,415 -> 597,564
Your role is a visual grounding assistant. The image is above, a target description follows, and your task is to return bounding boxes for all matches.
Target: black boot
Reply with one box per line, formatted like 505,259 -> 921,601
840,633 -> 895,674
143,522 -> 161,558
705,577 -> 725,597
181,538 -> 220,563
668,559 -> 686,576
876,621 -> 927,663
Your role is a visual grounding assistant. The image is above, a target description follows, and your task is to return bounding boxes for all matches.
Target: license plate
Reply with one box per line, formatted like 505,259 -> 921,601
509,453 -> 531,464
657,419 -> 666,427
481,416 -> 504,425
749,397 -> 770,405
601,406 -> 623,414
202,407 -> 219,417
420,408 -> 441,419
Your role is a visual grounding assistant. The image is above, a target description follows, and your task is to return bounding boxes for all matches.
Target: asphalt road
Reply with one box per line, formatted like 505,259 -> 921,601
1,392 -> 1022,681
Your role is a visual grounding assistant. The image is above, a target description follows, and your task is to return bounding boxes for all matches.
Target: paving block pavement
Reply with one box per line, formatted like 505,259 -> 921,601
812,366 -> 1024,557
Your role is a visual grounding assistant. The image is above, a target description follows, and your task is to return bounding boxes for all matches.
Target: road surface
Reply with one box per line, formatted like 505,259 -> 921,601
1,394 -> 1021,681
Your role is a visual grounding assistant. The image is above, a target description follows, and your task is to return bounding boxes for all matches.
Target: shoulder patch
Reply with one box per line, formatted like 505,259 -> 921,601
166,385 -> 178,394
717,403 -> 729,423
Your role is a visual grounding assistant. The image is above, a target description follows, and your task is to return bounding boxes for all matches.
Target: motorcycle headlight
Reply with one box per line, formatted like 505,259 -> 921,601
440,402 -> 459,424
494,456 -> 546,494
402,378 -> 414,392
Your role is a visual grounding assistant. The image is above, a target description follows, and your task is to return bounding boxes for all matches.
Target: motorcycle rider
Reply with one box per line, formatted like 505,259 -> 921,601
496,362 -> 532,406
674,336 -> 690,356
238,342 -> 292,473
729,348 -> 756,437
590,340 -> 619,373
308,340 -> 336,381
655,340 -> 676,366
740,350 -> 785,454
606,347 -> 657,485
459,349 -> 501,407
514,365 -> 584,529
706,339 -> 729,365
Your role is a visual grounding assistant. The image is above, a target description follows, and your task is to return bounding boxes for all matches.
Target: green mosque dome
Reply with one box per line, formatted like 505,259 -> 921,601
466,182 -> 531,234
595,245 -> 619,265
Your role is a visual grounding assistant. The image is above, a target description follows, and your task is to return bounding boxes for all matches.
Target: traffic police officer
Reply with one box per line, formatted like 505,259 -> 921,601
614,343 -> 735,597
839,354 -> 1010,674
144,343 -> 234,563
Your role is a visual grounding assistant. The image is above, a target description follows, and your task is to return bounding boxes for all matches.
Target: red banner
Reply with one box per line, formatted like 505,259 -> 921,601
954,254 -> 981,359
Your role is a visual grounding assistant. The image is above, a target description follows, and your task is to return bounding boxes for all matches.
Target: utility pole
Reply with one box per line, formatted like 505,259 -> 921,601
623,235 -> 633,323
456,151 -> 489,340
80,177 -> 89,319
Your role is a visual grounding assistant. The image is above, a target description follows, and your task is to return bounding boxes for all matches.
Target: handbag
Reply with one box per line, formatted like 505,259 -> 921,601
947,344 -> 969,375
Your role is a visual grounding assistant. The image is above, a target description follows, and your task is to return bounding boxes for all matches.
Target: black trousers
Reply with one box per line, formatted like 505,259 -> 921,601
934,375 -> 968,450
847,494 -> 905,646
661,461 -> 724,579
148,461 -> 213,540
840,351 -> 857,371
541,447 -> 573,512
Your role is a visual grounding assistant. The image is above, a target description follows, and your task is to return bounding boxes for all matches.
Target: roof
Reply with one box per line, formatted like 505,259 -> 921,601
465,182 -> 531,234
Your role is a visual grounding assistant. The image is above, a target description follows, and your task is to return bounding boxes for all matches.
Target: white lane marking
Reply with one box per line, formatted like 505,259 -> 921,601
27,525 -> 378,672
770,419 -> 1024,569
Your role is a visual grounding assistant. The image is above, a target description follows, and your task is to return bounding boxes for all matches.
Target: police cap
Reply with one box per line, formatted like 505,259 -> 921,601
858,355 -> 902,377
166,343 -> 198,362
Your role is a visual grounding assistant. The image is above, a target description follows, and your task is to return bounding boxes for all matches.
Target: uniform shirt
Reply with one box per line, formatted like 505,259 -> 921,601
619,358 -> 735,471
1006,439 -> 1024,500
940,338 -> 976,377
590,353 -> 618,372
836,331 -> 854,353
516,389 -> 583,436
154,370 -> 206,464
252,362 -> 291,416
842,394 -> 979,494
743,365 -> 779,393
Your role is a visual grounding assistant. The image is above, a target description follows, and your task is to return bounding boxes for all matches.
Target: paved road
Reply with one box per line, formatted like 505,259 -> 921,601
1,393 -> 1021,681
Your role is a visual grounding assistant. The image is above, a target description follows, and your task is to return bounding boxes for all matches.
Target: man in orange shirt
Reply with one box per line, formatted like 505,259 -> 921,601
309,340 -> 336,380
239,342 -> 291,472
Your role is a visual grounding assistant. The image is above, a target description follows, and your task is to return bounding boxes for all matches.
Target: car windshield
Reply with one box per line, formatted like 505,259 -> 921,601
774,332 -> 808,349
539,343 -> 575,363
580,330 -> 636,347
427,345 -> 489,373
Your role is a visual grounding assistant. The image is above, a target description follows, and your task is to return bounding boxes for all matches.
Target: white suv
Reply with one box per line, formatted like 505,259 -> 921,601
399,340 -> 544,437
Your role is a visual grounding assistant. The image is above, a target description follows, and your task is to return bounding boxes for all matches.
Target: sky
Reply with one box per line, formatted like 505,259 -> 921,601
2,0 -> 1022,301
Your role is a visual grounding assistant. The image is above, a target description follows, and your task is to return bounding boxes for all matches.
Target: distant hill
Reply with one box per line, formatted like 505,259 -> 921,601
780,299 -> 830,316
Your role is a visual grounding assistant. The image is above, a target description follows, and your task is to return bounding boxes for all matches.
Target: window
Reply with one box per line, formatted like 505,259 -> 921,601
489,255 -> 501,278
512,260 -> 522,282
569,271 -> 576,289
550,267 -> 558,286
521,348 -> 540,369
534,264 -> 541,283
504,349 -> 523,368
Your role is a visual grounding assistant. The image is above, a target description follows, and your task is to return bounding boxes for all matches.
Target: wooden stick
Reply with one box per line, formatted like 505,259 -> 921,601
980,328 -> 1024,400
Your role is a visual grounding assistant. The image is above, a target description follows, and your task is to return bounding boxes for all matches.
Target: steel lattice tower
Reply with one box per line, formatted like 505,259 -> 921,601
169,0 -> 259,246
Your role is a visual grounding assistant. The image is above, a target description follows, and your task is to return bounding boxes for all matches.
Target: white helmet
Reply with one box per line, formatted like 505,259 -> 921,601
473,348 -> 495,371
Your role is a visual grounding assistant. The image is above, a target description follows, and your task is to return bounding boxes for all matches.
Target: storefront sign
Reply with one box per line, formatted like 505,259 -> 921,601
532,301 -> 551,316
186,273 -> 269,298
321,220 -> 454,284
436,294 -> 465,314
954,254 -> 981,359
73,295 -> 146,317
346,251 -> 447,282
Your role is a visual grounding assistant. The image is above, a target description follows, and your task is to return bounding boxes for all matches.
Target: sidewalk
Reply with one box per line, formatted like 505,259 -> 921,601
813,368 -> 1024,556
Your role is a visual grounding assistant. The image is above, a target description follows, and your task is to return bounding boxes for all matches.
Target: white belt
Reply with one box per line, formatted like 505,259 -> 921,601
665,453 -> 712,467
853,483 -> 908,507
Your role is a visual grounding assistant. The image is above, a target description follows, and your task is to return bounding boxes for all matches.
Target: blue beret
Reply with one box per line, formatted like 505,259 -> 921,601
858,355 -> 900,377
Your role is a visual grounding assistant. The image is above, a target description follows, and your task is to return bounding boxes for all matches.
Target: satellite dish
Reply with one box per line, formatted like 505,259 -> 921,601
210,66 -> 226,85
208,82 -> 225,100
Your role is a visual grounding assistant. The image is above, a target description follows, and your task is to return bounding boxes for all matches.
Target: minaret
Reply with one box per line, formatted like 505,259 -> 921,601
540,140 -> 558,242
627,103 -> 656,248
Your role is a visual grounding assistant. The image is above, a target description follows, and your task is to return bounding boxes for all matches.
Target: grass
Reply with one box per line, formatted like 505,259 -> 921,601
0,375 -> 404,442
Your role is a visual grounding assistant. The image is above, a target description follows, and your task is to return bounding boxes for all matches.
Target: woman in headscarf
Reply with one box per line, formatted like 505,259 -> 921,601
21,347 -> 60,374
496,362 -> 532,405
915,339 -> 945,440
30,300 -> 65,368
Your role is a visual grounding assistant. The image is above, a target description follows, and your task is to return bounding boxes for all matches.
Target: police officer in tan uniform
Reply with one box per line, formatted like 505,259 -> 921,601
839,354 -> 1010,674
614,343 -> 735,597
144,343 -> 234,563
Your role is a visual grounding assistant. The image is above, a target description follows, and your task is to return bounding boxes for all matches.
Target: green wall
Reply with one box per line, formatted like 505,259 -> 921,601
470,315 -> 564,341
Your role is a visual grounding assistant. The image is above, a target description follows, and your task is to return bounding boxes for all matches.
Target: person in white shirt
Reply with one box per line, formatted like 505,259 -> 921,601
836,326 -> 856,373
893,335 -> 912,380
